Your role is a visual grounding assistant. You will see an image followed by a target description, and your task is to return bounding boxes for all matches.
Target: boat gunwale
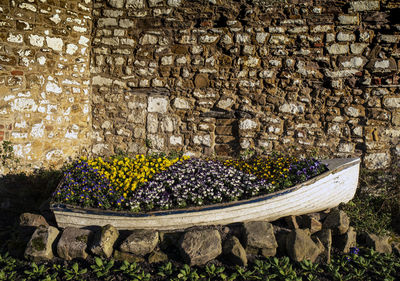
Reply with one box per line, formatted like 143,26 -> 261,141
50,158 -> 360,218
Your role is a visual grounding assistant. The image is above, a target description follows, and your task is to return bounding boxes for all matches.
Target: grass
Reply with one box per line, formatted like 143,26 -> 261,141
0,161 -> 400,280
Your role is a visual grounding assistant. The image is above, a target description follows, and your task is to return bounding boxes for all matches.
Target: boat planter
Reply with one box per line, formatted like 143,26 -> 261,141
50,158 -> 360,231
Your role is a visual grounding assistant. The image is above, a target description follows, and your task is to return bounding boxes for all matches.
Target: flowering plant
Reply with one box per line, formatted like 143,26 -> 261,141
52,154 -> 327,212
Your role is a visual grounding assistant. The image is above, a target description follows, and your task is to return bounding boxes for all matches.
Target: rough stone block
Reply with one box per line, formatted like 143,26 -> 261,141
339,57 -> 364,68
345,105 -> 365,117
119,19 -> 134,28
98,18 -> 118,27
364,152 -> 390,169
360,232 -> 392,254
25,225 -> 59,261
239,119 -> 257,130
199,35 -> 219,44
338,14 -> 359,25
315,229 -> 332,263
269,34 -> 289,44
325,69 -> 358,78
335,226 -> 357,253
279,103 -> 305,114
193,135 -> 211,147
126,0 -> 145,9
337,32 -> 356,42
148,250 -> 169,263
323,210 -> 349,235
310,25 -> 333,33
383,96 -> 400,108
173,97 -> 190,109
288,26 -> 308,34
57,227 -> 92,260
223,236 -> 247,266
148,0 -> 164,7
180,229 -> 222,266
326,44 -> 349,55
243,221 -> 278,252
301,215 -> 322,234
286,229 -> 322,262
378,34 -> 400,44
19,213 -> 49,227
92,76 -> 113,86
350,1 -> 380,12
139,34 -> 158,45
120,229 -> 159,256
148,134 -> 165,150
114,250 -> 145,263
90,224 -> 119,258
167,0 -> 182,7
148,96 -> 168,113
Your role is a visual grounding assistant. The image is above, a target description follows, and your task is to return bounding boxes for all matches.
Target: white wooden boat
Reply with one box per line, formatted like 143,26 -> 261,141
50,158 -> 360,231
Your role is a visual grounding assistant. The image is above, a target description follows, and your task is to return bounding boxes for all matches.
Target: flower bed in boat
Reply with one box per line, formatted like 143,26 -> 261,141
51,154 -> 328,213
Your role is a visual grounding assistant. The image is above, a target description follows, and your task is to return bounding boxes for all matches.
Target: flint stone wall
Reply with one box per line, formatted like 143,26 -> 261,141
1,0 -> 400,171
92,0 -> 400,169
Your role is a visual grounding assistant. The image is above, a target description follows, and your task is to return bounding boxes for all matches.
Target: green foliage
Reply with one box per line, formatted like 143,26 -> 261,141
23,262 -> 53,280
0,141 -> 19,172
157,261 -> 174,278
0,253 -> 17,281
0,249 -> 400,280
63,262 -> 87,280
114,260 -> 150,280
203,264 -> 226,281
239,148 -> 255,160
90,257 -> 115,279
342,168 -> 400,236
145,138 -> 152,149
175,264 -> 201,281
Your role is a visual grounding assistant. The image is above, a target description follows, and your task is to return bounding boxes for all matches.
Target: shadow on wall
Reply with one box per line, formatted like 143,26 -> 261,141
0,169 -> 62,229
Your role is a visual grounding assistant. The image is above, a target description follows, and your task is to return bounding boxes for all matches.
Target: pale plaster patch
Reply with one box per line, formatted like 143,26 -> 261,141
13,143 -> 32,159
11,98 -> 38,112
65,124 -> 79,139
19,3 -> 37,12
73,26 -> 87,33
46,81 -> 62,94
170,135 -> 183,145
15,120 -> 27,128
49,13 -> 61,24
45,149 -> 63,160
66,43 -> 78,55
46,36 -> 63,51
79,36 -> 89,46
4,95 -> 15,101
37,56 -> 46,65
29,34 -> 44,47
11,132 -> 28,139
7,33 -> 23,43
30,122 -> 44,138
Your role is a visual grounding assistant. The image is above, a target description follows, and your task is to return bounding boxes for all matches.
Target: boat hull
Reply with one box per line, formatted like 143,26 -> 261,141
51,158 -> 360,230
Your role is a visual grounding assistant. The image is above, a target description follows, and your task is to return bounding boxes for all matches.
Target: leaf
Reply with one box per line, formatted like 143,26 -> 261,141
95,257 -> 103,267
72,262 -> 79,273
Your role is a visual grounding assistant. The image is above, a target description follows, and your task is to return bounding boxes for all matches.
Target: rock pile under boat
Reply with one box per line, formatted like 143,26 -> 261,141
14,209 -> 400,266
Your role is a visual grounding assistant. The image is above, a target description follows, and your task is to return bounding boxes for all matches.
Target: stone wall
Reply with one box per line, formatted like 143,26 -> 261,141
0,0 -> 92,172
1,0 -> 400,171
91,0 -> 400,169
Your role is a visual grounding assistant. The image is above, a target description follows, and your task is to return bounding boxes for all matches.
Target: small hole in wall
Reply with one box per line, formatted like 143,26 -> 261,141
355,143 -> 366,152
214,14 -> 228,28
389,8 -> 400,25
